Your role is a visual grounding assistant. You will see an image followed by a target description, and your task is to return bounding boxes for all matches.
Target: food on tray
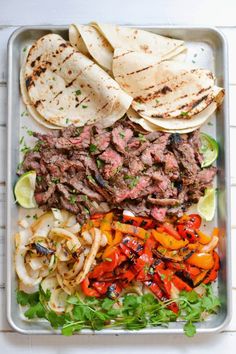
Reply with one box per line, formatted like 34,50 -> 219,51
16,210 -> 220,336
20,34 -> 132,129
113,49 -> 224,131
197,188 -> 216,221
200,133 -> 219,168
69,23 -> 186,71
14,171 -> 37,209
18,118 -> 216,222
14,24 -> 223,336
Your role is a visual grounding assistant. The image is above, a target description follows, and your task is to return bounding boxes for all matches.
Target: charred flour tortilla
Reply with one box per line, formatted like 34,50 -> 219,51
113,48 -> 224,127
93,23 -> 186,60
69,23 -> 186,72
127,108 -> 201,133
20,34 -> 132,128
69,24 -> 113,71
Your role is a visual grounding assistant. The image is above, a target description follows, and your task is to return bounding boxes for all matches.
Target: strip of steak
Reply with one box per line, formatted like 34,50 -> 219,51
20,119 -> 217,222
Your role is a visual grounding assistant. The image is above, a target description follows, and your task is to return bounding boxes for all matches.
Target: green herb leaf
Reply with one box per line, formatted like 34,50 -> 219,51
184,321 -> 196,337
82,105 -> 88,109
96,159 -> 104,168
17,290 -> 39,306
119,131 -> 125,139
180,111 -> 189,116
89,144 -> 97,153
138,134 -> 147,142
69,195 -> 77,205
51,177 -> 60,184
75,89 -> 81,95
87,175 -> 96,183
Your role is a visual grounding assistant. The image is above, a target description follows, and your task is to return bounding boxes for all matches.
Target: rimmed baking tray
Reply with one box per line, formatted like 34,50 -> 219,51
6,25 -> 231,334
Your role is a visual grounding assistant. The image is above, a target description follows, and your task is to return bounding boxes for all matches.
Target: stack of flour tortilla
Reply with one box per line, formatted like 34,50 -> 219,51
20,23 -> 224,132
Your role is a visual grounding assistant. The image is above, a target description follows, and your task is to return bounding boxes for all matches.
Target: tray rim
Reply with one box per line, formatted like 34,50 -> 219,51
6,24 -> 232,335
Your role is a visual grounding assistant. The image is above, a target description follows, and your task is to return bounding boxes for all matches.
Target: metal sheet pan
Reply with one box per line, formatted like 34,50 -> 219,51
6,25 -> 231,334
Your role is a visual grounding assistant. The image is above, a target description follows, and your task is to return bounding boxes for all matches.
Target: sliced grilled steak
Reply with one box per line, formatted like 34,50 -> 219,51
112,126 -> 133,152
20,118 -> 217,222
99,148 -> 123,179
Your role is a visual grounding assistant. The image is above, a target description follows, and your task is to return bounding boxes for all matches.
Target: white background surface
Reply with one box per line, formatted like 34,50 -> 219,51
1,0 -> 236,352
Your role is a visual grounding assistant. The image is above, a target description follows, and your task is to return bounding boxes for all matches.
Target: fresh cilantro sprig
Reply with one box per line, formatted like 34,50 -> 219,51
16,284 -> 220,337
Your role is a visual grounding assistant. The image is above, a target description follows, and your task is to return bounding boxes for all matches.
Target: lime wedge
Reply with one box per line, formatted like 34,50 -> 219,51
197,188 -> 216,221
200,133 -> 219,168
14,171 -> 37,208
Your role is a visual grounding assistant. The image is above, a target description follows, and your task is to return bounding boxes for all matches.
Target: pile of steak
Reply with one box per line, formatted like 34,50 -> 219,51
20,118 -> 216,223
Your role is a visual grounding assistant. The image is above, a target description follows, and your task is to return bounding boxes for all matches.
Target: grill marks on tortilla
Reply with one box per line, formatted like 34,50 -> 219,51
113,49 -> 222,120
21,33 -> 132,128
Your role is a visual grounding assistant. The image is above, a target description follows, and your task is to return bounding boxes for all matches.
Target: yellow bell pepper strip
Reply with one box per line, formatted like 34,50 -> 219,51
197,230 -> 212,245
211,227 -> 219,237
192,270 -> 208,286
102,245 -> 117,260
152,230 -> 189,250
100,212 -> 114,232
103,230 -> 113,245
186,252 -> 214,270
112,230 -> 123,246
111,222 -> 150,240
203,251 -> 220,284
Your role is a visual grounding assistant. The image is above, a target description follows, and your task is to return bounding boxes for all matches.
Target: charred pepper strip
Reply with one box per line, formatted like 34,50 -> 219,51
112,221 -> 150,240
203,251 -> 220,284
152,229 -> 189,250
81,277 -> 100,297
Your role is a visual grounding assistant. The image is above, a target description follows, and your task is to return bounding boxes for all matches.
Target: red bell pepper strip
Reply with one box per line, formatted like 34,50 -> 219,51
106,283 -> 123,299
144,280 -> 165,300
154,269 -> 173,296
203,251 -> 220,284
81,277 -> 100,297
178,214 -> 202,229
119,270 -> 136,287
89,248 -> 126,279
92,281 -> 112,295
172,275 -> 192,292
144,280 -> 178,314
134,237 -> 155,281
162,222 -> 181,240
176,224 -> 198,243
119,243 -> 135,259
122,215 -> 156,229
90,213 -> 106,220
122,236 -> 144,256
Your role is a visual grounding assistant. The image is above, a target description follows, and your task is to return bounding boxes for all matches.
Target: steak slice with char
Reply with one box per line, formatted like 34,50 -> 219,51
112,125 -> 133,153
99,148 -> 123,179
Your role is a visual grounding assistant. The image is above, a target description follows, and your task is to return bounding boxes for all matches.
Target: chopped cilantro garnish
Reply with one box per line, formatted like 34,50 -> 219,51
124,175 -> 139,189
69,195 -> 77,205
89,144 -> 97,153
27,130 -> 34,136
82,105 -> 88,109
119,131 -> 125,139
180,111 -> 189,116
96,159 -> 104,168
75,89 -> 81,95
19,136 -> 24,144
51,177 -> 60,184
20,145 -> 31,153
87,175 -> 96,183
138,133 -> 147,142
36,176 -> 43,182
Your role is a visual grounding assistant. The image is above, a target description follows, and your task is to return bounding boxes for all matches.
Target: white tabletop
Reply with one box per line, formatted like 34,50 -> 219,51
1,0 -> 236,352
